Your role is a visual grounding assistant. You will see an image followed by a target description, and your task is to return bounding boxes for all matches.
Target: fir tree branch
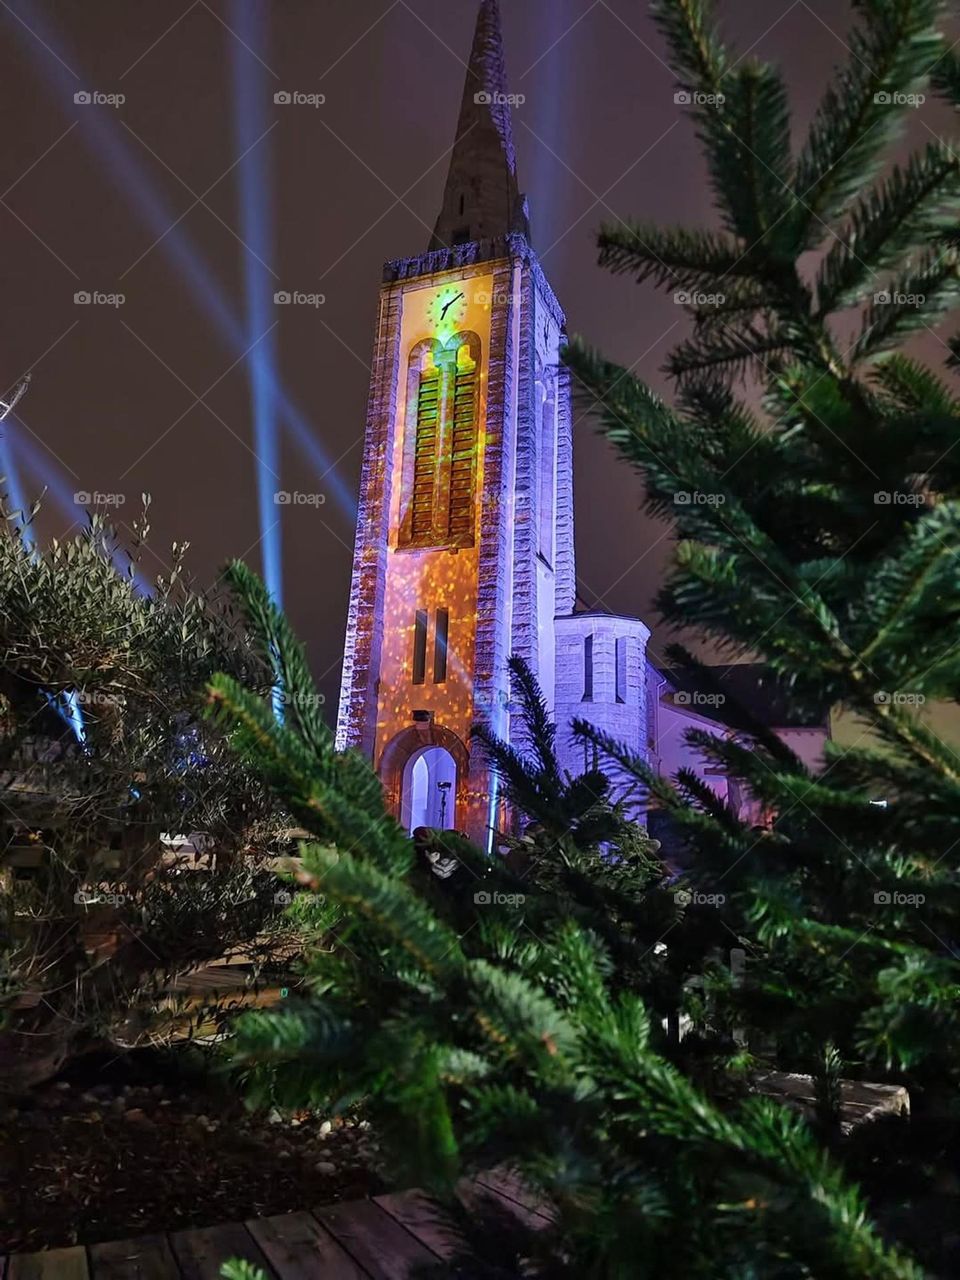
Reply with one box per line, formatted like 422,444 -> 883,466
596,220 -> 754,291
853,247 -> 960,361
817,140 -> 960,313
794,0 -> 944,242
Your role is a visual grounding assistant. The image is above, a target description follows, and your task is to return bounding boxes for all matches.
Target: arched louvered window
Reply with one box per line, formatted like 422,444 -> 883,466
399,333 -> 481,550
449,344 -> 478,541
411,358 -> 440,543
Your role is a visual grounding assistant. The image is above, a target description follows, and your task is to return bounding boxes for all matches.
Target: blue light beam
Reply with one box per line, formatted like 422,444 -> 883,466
9,420 -> 152,594
0,434 -> 35,550
230,0 -> 285,718
2,1 -> 356,518
230,0 -> 283,606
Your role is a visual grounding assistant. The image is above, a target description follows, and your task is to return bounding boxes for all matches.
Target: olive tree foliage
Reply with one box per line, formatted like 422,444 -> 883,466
0,497 -> 294,1092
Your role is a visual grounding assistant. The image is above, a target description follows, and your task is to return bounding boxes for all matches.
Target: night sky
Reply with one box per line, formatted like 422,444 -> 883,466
1,0 -> 957,711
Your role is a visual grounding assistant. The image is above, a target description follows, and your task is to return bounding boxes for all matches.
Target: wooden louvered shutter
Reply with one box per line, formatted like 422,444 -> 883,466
410,364 -> 440,542
448,351 -> 478,542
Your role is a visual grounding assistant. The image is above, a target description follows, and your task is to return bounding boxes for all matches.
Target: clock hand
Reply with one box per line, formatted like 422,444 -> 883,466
440,291 -> 464,319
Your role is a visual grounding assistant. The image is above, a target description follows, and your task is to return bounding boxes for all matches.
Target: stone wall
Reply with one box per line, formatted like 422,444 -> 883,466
554,612 -> 651,812
335,281 -> 404,754
338,232 -> 577,847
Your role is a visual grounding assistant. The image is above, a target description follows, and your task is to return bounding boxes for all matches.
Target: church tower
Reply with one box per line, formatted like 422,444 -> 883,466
337,0 -> 649,845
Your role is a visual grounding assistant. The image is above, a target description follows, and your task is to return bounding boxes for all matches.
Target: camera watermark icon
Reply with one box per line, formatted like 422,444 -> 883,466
75,690 -> 119,706
274,290 -> 325,307
274,90 -> 325,107
74,889 -> 126,906
279,690 -> 326,708
274,490 -> 326,507
873,490 -> 926,506
873,290 -> 925,307
673,690 -> 725,708
274,888 -> 326,906
874,690 -> 926,706
74,490 -> 126,507
674,289 -> 725,307
74,290 -> 125,308
874,90 -> 925,107
474,889 -> 526,906
673,490 -> 726,506
874,890 -> 925,906
674,89 -> 725,106
474,689 -> 510,710
674,888 -> 725,907
475,90 -> 525,107
474,288 -> 521,307
74,90 -> 125,108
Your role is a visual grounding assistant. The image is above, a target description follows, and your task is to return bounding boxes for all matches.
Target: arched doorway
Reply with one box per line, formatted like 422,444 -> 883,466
378,723 -> 470,834
401,745 -> 458,832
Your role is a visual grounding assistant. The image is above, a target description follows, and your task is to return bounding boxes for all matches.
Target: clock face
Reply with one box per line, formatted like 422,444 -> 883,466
427,285 -> 468,330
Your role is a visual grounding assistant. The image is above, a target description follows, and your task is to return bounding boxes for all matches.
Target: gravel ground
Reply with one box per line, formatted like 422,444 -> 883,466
0,1064 -> 384,1252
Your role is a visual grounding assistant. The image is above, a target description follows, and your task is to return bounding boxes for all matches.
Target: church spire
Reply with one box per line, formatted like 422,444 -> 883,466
429,0 -> 529,251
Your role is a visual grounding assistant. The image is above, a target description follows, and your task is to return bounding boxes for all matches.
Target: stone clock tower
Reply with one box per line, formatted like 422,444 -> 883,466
337,0 -> 650,846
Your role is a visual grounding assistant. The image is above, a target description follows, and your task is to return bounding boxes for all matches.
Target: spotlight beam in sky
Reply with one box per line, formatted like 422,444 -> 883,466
2,1 -> 356,518
9,419 -> 152,594
230,0 -> 286,725
0,434 -> 34,550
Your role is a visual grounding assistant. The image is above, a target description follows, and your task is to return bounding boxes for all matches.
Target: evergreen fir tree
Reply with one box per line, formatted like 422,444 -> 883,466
212,0 -> 960,1271
563,0 -> 960,1268
210,562 -> 920,1278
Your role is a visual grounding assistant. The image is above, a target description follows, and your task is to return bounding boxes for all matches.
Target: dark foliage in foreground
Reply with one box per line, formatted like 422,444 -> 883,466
0,506 -> 293,1091
215,0 -> 960,1273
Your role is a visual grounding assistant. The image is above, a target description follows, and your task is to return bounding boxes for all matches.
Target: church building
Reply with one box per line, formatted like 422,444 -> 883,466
336,0 -> 650,847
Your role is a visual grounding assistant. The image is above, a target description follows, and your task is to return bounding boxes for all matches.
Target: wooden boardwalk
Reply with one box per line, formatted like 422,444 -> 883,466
2,1177 -> 553,1278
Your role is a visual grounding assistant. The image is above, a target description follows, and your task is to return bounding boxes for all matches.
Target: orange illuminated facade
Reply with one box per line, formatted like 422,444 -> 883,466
370,270 -> 497,838
337,2 -> 781,847
336,1 -> 576,846
337,1 -> 652,846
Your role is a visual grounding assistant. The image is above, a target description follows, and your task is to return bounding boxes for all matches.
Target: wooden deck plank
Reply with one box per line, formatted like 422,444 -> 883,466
8,1247 -> 91,1280
316,1200 -> 442,1280
752,1071 -> 910,1133
372,1191 -> 469,1265
245,1212 -> 367,1280
169,1223 -> 275,1280
456,1177 -> 552,1235
474,1169 -> 555,1222
8,1181 -> 544,1280
88,1235 -> 181,1280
